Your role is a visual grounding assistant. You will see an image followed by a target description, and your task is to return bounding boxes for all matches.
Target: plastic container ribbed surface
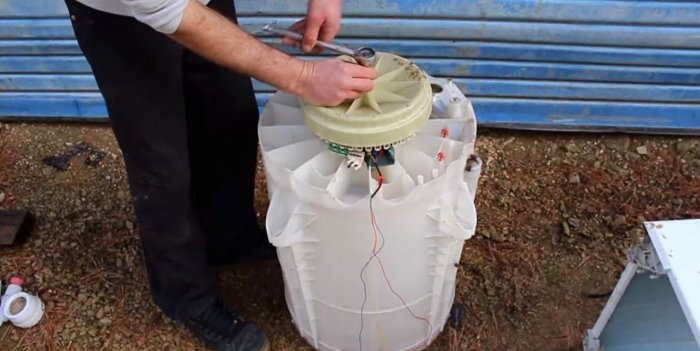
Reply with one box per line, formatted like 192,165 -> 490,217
259,75 -> 480,351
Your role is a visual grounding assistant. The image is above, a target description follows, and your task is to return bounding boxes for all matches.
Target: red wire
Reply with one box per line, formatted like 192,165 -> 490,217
370,207 -> 434,340
370,211 -> 379,255
363,168 -> 433,346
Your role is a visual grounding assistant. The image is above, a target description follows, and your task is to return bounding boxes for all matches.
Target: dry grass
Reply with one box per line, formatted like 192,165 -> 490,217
0,126 -> 15,198
1,123 -> 698,351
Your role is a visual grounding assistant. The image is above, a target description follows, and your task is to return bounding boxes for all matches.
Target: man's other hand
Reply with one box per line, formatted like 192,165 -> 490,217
283,0 -> 342,53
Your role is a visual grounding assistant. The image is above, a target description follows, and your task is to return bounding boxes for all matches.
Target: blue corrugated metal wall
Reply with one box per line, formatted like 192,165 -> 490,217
1,0 -> 699,134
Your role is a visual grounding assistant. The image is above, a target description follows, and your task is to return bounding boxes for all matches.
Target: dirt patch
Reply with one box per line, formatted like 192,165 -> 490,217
0,122 -> 698,351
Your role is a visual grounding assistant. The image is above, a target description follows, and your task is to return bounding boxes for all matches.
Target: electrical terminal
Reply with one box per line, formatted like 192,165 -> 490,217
346,151 -> 365,170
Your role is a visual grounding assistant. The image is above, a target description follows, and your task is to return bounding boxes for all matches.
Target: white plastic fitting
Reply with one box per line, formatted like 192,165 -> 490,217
0,276 -> 23,326
2,292 -> 44,328
447,97 -> 463,118
464,155 -> 482,200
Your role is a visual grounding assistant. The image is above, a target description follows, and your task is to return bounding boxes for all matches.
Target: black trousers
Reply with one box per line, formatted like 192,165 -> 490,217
65,0 -> 262,320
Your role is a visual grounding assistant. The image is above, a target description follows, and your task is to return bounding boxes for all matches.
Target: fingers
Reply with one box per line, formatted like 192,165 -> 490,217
302,13 -> 323,52
289,20 -> 305,32
348,78 -> 374,93
329,92 -> 362,106
282,20 -> 305,47
344,63 -> 378,80
317,21 -> 340,44
284,13 -> 340,55
301,58 -> 378,106
310,22 -> 340,54
346,90 -> 364,100
332,60 -> 377,93
341,64 -> 376,95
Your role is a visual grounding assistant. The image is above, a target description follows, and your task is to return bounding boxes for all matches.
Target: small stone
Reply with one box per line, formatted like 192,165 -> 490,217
613,215 -> 627,227
604,136 -> 630,152
631,228 -> 645,241
636,146 -> 648,155
563,143 -> 579,153
491,230 -> 505,242
675,139 -> 697,154
681,159 -> 700,177
481,230 -> 491,239
567,218 -> 581,228
568,173 -> 580,184
0,191 -> 4,203
627,152 -> 641,162
607,163 -> 624,174
96,308 -> 104,319
42,167 -> 54,176
99,318 -> 112,325
562,221 -> 571,236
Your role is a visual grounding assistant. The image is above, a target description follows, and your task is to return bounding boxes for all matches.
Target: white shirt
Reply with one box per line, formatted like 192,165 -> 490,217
75,0 -> 211,34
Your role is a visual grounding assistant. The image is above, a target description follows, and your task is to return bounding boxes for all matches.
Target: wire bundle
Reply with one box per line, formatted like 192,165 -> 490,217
358,160 -> 433,351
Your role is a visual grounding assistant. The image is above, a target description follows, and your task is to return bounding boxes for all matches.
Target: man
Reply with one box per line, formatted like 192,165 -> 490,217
63,0 -> 377,350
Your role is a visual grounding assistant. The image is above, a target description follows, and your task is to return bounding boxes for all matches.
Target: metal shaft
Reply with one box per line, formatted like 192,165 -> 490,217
262,25 -> 356,56
262,24 -> 376,67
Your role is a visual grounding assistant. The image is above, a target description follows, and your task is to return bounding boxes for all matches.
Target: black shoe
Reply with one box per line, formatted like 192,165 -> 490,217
184,299 -> 269,351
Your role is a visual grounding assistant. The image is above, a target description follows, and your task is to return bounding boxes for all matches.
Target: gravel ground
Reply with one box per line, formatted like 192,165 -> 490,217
0,121 -> 698,351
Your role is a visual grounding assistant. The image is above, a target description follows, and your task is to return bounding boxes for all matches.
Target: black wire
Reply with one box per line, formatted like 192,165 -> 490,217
368,152 -> 383,199
359,161 -> 385,351
370,184 -> 381,199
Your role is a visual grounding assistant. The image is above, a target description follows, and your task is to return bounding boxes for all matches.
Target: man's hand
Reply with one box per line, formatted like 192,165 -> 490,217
283,0 -> 342,53
295,58 -> 377,106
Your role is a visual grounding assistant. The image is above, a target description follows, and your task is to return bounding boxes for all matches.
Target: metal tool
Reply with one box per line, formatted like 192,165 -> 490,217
262,24 -> 376,66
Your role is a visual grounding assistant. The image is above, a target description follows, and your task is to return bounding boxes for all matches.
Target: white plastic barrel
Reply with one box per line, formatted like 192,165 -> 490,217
259,76 -> 480,351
